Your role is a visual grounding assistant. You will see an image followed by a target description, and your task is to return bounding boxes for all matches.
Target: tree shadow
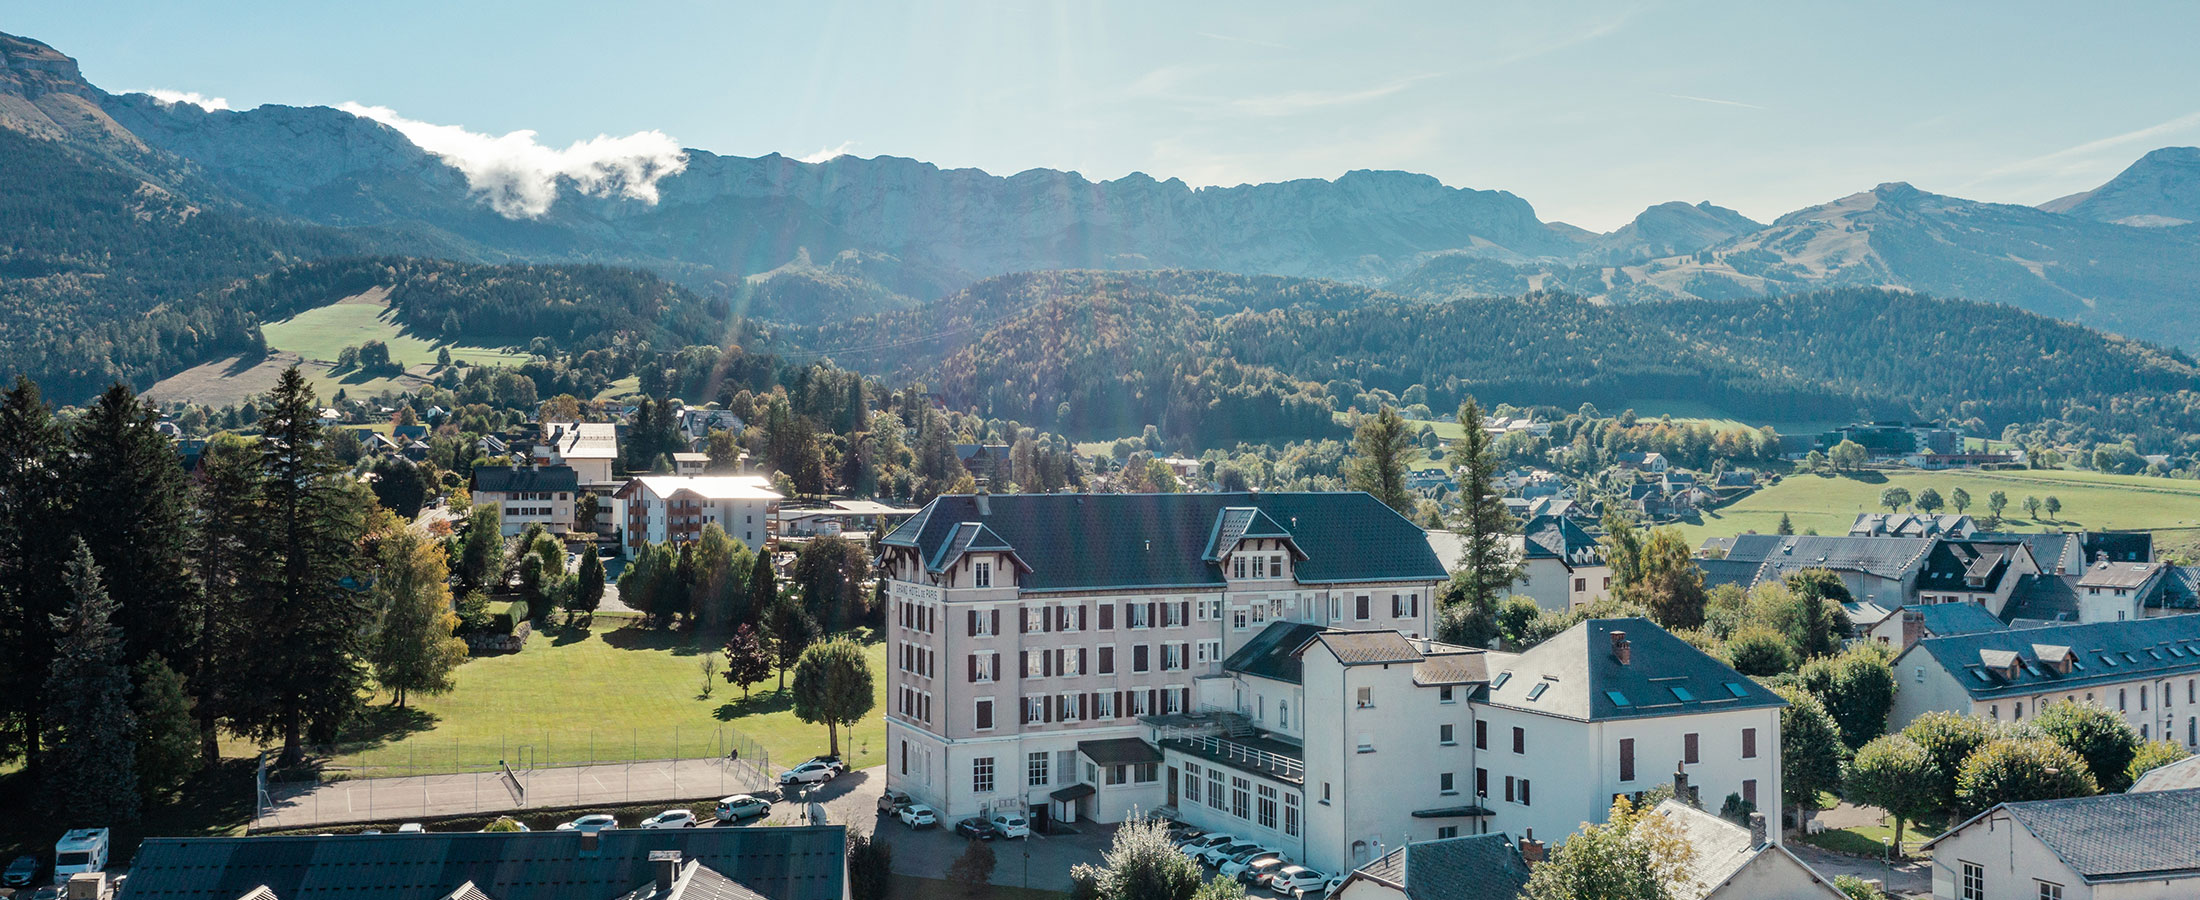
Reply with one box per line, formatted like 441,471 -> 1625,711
599,619 -> 722,656
552,619 -> 595,646
714,688 -> 796,721
329,702 -> 442,751
1838,470 -> 1890,484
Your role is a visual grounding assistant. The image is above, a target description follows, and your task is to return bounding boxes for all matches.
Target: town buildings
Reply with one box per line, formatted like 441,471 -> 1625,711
534,422 -> 619,485
1920,787 -> 2200,900
471,465 -> 580,537
612,475 -> 781,554
1886,615 -> 2200,744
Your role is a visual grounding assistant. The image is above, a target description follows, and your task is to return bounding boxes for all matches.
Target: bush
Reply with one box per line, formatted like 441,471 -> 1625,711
2126,739 -> 2191,787
1954,738 -> 2098,815
1724,626 -> 1796,676
1901,711 -> 1996,813
456,590 -> 495,633
490,599 -> 530,634
2031,700 -> 2142,792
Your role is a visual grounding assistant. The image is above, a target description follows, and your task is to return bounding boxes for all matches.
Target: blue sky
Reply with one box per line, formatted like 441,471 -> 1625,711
19,1 -> 2200,230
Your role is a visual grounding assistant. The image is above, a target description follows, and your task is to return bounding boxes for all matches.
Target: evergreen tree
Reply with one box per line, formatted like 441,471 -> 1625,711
69,383 -> 202,670
43,540 -> 140,824
1446,396 -> 1524,612
573,545 -> 606,623
240,367 -> 370,766
746,552 -> 781,635
367,531 -> 468,708
0,377 -> 73,769
1776,513 -> 1794,536
134,654 -> 199,800
1343,406 -> 1415,515
457,504 -> 503,591
189,433 -> 262,767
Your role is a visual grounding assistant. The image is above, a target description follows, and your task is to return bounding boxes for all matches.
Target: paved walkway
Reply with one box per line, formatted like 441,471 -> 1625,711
257,756 -> 774,831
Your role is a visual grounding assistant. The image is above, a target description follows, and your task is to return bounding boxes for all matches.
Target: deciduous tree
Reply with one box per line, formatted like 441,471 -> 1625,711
1900,711 -> 1996,813
2127,739 -> 2191,787
1955,738 -> 2097,814
1844,735 -> 1943,856
722,624 -> 774,699
1521,797 -> 1697,900
1071,814 -> 1204,900
791,638 -> 875,758
2032,701 -> 2141,792
367,531 -> 469,708
1774,686 -> 1846,825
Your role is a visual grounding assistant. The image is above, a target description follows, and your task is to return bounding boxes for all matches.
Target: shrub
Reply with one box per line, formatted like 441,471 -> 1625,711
491,599 -> 530,634
1954,738 -> 2098,815
1724,626 -> 1796,676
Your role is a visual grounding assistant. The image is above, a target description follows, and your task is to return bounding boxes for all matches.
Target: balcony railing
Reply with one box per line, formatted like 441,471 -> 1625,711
1161,733 -> 1304,781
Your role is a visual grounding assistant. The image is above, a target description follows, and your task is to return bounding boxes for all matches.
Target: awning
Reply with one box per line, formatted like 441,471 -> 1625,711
1078,738 -> 1163,766
1049,783 -> 1097,802
1410,805 -> 1495,818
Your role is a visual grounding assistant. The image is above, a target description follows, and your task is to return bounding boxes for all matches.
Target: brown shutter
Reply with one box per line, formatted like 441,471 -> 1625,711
969,655 -> 978,683
1147,601 -> 1157,628
1099,604 -> 1113,630
1180,601 -> 1191,625
991,608 -> 1001,635
1079,647 -> 1089,675
1019,650 -> 1029,679
969,609 -> 980,636
1042,606 -> 1053,632
1080,693 -> 1091,720
1116,690 -> 1126,717
1148,688 -> 1159,713
1079,605 -> 1089,631
1044,699 -> 1055,723
1043,651 -> 1054,677
1020,608 -> 1029,634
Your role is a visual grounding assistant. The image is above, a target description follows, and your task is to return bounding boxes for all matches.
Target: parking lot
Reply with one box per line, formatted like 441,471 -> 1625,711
815,767 -> 1113,893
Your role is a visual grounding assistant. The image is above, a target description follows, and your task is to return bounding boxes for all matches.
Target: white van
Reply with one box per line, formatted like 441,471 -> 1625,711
53,828 -> 109,884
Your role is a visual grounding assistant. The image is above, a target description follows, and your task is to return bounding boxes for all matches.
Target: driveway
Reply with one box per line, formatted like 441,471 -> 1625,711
1789,841 -> 1931,898
798,766 -> 1110,892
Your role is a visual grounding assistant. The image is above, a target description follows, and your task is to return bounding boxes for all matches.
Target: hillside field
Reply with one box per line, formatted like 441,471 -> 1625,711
1683,468 -> 2200,545
260,287 -> 527,370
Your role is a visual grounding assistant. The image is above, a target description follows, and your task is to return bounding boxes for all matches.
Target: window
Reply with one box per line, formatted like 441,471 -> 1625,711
1284,793 -> 1300,836
1099,646 -> 1115,675
2121,689 -> 2128,711
1029,752 -> 1049,786
1094,691 -> 1117,718
1233,557 -> 1247,579
1356,733 -> 1374,753
1520,778 -> 1531,806
1476,768 -> 1488,798
1134,644 -> 1151,673
1209,769 -> 1226,810
1279,701 -> 1289,729
973,757 -> 995,794
1619,738 -> 1635,782
975,699 -> 994,730
1742,728 -> 1758,759
1684,732 -> 1700,765
1356,595 -> 1370,620
1253,556 -> 1267,579
2036,880 -> 2062,900
1439,685 -> 1455,703
1257,784 -> 1278,827
1271,554 -> 1284,576
1439,772 -> 1456,795
1437,826 -> 1459,839
1476,720 -> 1488,749
1136,763 -> 1159,783
1232,608 -> 1248,630
1232,777 -> 1251,819
1440,723 -> 1455,745
1184,764 -> 1202,802
1574,577 -> 1586,592
1742,778 -> 1757,808
1960,862 -> 1984,900
1504,776 -> 1515,803
1512,726 -> 1525,754
1357,686 -> 1374,708
974,562 -> 991,588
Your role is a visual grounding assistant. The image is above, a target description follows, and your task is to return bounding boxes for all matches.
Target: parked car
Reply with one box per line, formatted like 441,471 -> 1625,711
1219,851 -> 1280,881
954,817 -> 1001,840
640,810 -> 697,829
803,755 -> 847,774
4,855 -> 39,888
877,788 -> 914,814
1268,866 -> 1328,897
778,761 -> 838,785
555,814 -> 618,834
1178,834 -> 1235,861
396,823 -> 425,834
1319,874 -> 1348,898
1205,842 -> 1265,867
1237,857 -> 1289,888
896,804 -> 940,829
716,795 -> 771,822
988,813 -> 1031,839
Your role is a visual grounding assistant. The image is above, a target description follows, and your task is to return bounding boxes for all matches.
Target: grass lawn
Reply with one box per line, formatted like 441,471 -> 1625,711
222,615 -> 888,778
1683,468 -> 2200,545
595,375 -> 642,401
1799,816 -> 1945,860
261,287 -> 526,370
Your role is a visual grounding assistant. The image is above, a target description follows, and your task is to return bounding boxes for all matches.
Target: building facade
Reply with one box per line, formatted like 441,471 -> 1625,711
471,465 -> 580,537
613,475 -> 780,553
1888,616 -> 2200,745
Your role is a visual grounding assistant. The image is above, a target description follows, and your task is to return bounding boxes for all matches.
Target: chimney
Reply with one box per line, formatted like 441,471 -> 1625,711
974,488 -> 990,517
1610,631 -> 1631,665
1672,768 -> 1691,807
651,850 -> 683,895
1901,609 -> 1926,651
1748,812 -> 1768,849
1517,829 -> 1545,866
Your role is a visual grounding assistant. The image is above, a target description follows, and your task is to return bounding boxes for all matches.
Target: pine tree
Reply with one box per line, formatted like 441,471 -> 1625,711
1447,396 -> 1524,611
134,655 -> 200,800
69,383 -> 202,669
1776,513 -> 1795,536
242,367 -> 371,766
367,531 -> 469,708
0,376 -> 73,769
190,434 -> 263,767
573,545 -> 606,622
43,540 -> 140,824
1344,406 -> 1416,514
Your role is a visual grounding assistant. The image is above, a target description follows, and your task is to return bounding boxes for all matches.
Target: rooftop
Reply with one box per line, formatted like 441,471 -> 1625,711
2076,560 -> 2164,590
1223,621 -> 1328,684
541,422 -> 619,459
472,465 -> 579,495
621,476 -> 782,502
1350,833 -> 1529,900
1901,615 -> 2200,700
1901,602 -> 2009,637
1717,534 -> 1934,585
2132,755 -> 2200,793
1480,618 -> 1784,722
1925,787 -> 2200,884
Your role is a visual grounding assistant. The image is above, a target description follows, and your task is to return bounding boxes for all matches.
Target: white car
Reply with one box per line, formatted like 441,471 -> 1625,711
1268,866 -> 1328,897
896,804 -> 940,829
396,823 -> 425,834
639,810 -> 697,829
555,814 -> 618,834
989,813 -> 1031,839
1219,851 -> 1281,881
1179,833 -> 1235,861
716,795 -> 771,822
1204,842 -> 1264,867
778,761 -> 839,785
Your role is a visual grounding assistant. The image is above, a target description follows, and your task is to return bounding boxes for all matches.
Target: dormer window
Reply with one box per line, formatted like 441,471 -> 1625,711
974,562 -> 992,588
1234,557 -> 1247,579
1270,554 -> 1285,577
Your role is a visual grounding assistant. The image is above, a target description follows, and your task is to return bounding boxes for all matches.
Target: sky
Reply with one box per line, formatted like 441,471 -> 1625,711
16,0 -> 2200,230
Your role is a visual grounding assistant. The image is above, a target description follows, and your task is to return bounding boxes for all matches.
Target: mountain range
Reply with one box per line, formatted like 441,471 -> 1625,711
4,29 -> 2200,399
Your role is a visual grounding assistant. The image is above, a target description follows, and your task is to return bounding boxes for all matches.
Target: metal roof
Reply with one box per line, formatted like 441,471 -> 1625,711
1480,618 -> 1785,722
1900,615 -> 2200,700
1924,788 -> 2200,884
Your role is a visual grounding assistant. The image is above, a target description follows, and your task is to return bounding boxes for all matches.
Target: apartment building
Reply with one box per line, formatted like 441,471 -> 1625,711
535,422 -> 619,484
1921,787 -> 2200,900
1887,615 -> 2200,745
613,475 -> 780,554
471,465 -> 579,537
877,492 -> 1446,830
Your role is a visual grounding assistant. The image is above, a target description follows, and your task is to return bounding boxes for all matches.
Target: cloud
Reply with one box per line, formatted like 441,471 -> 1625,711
1229,73 -> 1441,117
338,102 -> 687,219
140,89 -> 232,111
1973,109 -> 2200,184
1663,93 -> 1765,111
799,141 -> 857,164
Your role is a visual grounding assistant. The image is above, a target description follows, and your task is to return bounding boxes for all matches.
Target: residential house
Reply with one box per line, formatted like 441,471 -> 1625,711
1334,833 -> 1533,900
1405,468 -> 1456,496
1919,787 -> 2200,900
613,475 -> 780,554
471,466 -> 580,537
1517,515 -> 1611,611
1866,602 -> 2009,652
953,443 -> 1012,482
1706,534 -> 1937,625
116,826 -> 846,900
1652,799 -> 1847,900
677,407 -> 744,442
2131,754 -> 2200,792
1912,539 -> 2042,612
672,452 -> 710,475
1850,513 -> 1978,539
1614,452 -> 1670,473
536,422 -> 619,484
1886,615 -> 2200,745
2072,561 -> 2171,623
2086,531 -> 2155,564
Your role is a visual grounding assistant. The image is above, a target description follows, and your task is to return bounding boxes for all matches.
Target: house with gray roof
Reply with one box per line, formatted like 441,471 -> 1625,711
1887,615 -> 2200,742
1334,833 -> 1532,900
1708,534 -> 1937,623
1913,538 -> 2043,614
1651,799 -> 1846,900
2131,754 -> 2200,793
1920,787 -> 2200,899
1867,601 -> 2011,651
1850,512 -> 1977,539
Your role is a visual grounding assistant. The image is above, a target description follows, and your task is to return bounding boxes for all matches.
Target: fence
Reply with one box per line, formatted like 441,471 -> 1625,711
254,726 -> 776,832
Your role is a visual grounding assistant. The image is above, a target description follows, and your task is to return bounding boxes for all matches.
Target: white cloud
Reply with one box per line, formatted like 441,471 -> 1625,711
1662,93 -> 1765,111
799,141 -> 857,164
338,102 -> 687,219
141,89 -> 232,111
1974,109 -> 2200,184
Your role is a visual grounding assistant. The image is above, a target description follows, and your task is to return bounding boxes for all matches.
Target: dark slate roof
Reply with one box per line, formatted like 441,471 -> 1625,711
1849,513 -> 1973,538
1900,616 -> 2200,700
1352,834 -> 1529,900
880,493 -> 1446,593
1520,514 -> 1601,565
607,861 -> 772,900
2083,531 -> 2153,564
1926,787 -> 2200,883
471,465 -> 579,494
1078,738 -> 1162,765
926,522 -> 1026,574
1412,652 -> 1491,686
1223,621 -> 1327,684
2157,567 -> 2200,611
1903,602 -> 2008,637
1204,507 -> 1300,562
1917,541 -> 2019,593
1312,631 -> 1424,666
2001,574 -> 2081,625
1720,534 -> 1934,582
1481,618 -> 1785,722
118,827 -> 845,900
1976,532 -> 2079,571
1695,558 -> 1764,592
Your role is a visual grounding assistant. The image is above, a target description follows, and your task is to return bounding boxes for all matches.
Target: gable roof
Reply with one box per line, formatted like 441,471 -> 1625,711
1976,532 -> 2081,570
1652,801 -> 1844,900
1223,621 -> 1328,684
1311,630 -> 1425,666
2001,574 -> 2081,625
2083,531 -> 2153,564
1204,507 -> 1303,562
1902,602 -> 2008,637
2132,755 -> 2200,793
1719,534 -> 1935,584
1898,615 -> 2200,700
880,492 -> 1445,593
118,827 -> 845,900
1480,618 -> 1784,722
1850,513 -> 1974,538
1349,833 -> 1529,900
2158,567 -> 2200,611
1923,787 -> 2200,884
1917,540 -> 2023,593
1520,514 -> 1601,565
927,522 -> 1031,575
620,476 -> 781,502
471,465 -> 579,495
541,422 -> 618,459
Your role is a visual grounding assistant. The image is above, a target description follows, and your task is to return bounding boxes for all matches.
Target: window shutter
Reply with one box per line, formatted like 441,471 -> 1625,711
1411,594 -> 1420,617
969,655 -> 979,683
1116,690 -> 1126,717
1044,699 -> 1055,723
1180,601 -> 1191,625
1019,650 -> 1029,679
1043,651 -> 1055,677
991,609 -> 1001,635
1080,693 -> 1091,720
1042,607 -> 1053,632
1079,647 -> 1089,675
1078,605 -> 1089,631
1147,601 -> 1157,627
968,609 -> 979,636
1099,604 -> 1113,630
1148,688 -> 1159,713
1020,609 -> 1029,634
